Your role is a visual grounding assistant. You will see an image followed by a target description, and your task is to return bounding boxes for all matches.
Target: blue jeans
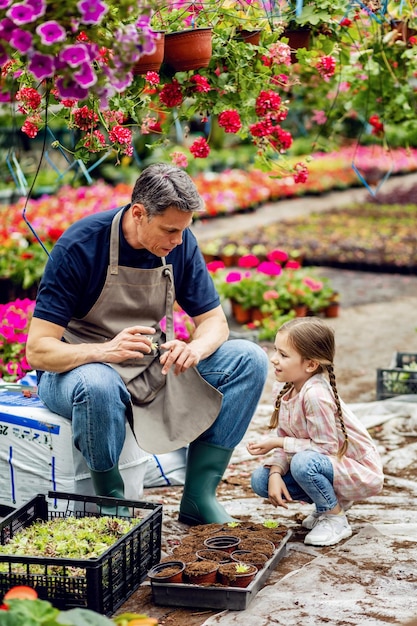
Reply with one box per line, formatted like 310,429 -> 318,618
251,450 -> 338,513
38,339 -> 268,472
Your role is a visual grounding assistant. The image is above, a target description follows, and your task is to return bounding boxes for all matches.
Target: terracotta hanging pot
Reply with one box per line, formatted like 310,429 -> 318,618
133,32 -> 165,75
163,28 -> 213,71
283,28 -> 311,62
236,29 -> 261,46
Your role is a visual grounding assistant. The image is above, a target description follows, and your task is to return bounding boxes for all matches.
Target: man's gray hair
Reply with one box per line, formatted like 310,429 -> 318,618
131,163 -> 204,216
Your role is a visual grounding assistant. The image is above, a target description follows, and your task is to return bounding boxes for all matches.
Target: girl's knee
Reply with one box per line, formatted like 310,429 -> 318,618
251,466 -> 269,498
290,450 -> 315,478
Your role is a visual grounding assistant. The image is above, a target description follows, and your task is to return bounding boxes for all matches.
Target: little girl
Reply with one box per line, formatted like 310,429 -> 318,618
248,317 -> 384,547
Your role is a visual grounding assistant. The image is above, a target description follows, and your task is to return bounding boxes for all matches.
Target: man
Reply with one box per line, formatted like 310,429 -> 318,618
26,163 -> 268,525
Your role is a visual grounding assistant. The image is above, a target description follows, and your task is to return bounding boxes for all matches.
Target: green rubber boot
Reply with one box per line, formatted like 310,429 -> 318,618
178,440 -> 236,526
90,465 -> 130,517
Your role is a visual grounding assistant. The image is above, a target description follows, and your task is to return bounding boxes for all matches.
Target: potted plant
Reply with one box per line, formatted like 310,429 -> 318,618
217,561 -> 258,587
147,560 -> 186,584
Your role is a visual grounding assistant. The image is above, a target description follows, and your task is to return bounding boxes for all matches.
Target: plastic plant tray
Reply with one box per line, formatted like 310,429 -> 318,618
150,529 -> 292,611
0,491 -> 162,616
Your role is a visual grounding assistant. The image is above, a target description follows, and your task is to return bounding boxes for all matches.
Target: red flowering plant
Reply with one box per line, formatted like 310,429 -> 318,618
130,0 -> 311,178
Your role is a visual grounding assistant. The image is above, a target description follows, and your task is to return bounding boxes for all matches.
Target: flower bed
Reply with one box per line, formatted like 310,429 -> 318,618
2,146 -> 417,291
207,203 -> 417,274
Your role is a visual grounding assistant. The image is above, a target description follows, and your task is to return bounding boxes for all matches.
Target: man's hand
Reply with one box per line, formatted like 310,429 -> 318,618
104,326 -> 156,363
159,339 -> 202,375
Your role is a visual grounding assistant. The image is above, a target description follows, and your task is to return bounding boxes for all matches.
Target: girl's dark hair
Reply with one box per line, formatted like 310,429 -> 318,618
269,317 -> 348,457
131,163 -> 203,216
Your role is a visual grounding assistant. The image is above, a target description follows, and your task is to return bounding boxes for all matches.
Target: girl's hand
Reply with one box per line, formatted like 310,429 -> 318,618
267,473 -> 293,509
247,438 -> 281,456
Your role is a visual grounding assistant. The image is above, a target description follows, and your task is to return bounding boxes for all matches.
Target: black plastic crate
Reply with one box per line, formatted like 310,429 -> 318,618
376,368 -> 417,400
0,491 -> 162,616
390,352 -> 417,368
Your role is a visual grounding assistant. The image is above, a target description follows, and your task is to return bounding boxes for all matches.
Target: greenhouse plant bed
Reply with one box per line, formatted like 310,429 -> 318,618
150,530 -> 292,611
0,491 -> 162,616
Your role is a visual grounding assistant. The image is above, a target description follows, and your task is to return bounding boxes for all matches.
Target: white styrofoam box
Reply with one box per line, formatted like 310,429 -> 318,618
143,447 -> 187,488
0,388 -> 150,512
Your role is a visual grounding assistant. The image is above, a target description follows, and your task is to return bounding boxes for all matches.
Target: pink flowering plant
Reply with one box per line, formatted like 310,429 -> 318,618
209,249 -> 336,316
159,305 -> 196,342
0,298 -> 34,382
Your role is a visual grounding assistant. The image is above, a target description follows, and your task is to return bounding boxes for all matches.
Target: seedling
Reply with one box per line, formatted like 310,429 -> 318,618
235,563 -> 251,574
262,519 -> 279,529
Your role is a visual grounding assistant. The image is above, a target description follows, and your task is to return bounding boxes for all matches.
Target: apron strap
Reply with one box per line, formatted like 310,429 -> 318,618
109,208 -> 125,275
162,260 -> 175,342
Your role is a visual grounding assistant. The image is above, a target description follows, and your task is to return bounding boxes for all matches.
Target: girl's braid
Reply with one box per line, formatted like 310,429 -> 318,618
327,364 -> 349,457
269,382 -> 293,429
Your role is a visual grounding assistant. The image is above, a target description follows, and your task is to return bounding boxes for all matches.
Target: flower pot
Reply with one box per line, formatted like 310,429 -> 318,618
196,548 -> 231,564
133,32 -> 165,75
283,28 -> 311,62
238,537 -> 275,558
323,302 -> 340,318
230,300 -> 252,325
236,29 -> 261,46
217,562 -> 258,588
163,28 -> 213,71
203,535 -> 241,553
391,20 -> 417,45
250,308 -> 267,323
183,560 -> 218,585
220,253 -> 239,267
231,549 -> 269,570
294,304 -> 308,318
147,560 -> 185,584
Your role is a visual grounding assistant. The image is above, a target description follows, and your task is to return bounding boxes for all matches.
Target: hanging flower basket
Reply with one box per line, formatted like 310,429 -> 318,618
163,28 -> 213,71
133,32 -> 165,75
283,28 -> 311,62
236,29 -> 262,46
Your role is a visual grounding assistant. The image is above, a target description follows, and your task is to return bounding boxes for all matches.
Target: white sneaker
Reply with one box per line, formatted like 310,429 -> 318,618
304,513 -> 352,546
302,510 -> 320,530
302,501 -> 353,531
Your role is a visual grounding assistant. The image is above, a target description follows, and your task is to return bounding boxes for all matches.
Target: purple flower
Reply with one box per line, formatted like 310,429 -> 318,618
0,17 -> 16,41
25,0 -> 46,18
77,0 -> 108,25
36,20 -> 66,45
6,2 -> 36,25
136,14 -> 151,30
73,61 -> 97,88
0,91 -> 11,102
56,75 -> 88,100
28,51 -> 54,80
59,43 -> 89,67
10,27 -> 32,52
0,0 -> 12,9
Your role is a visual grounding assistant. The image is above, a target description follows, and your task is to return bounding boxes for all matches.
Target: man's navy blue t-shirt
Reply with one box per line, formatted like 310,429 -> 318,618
33,206 -> 220,328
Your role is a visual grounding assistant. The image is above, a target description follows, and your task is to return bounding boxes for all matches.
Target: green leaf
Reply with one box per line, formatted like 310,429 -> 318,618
56,608 -> 114,625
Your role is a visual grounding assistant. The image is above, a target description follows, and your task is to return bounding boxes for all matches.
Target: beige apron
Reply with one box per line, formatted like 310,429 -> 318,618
63,208 -> 223,453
